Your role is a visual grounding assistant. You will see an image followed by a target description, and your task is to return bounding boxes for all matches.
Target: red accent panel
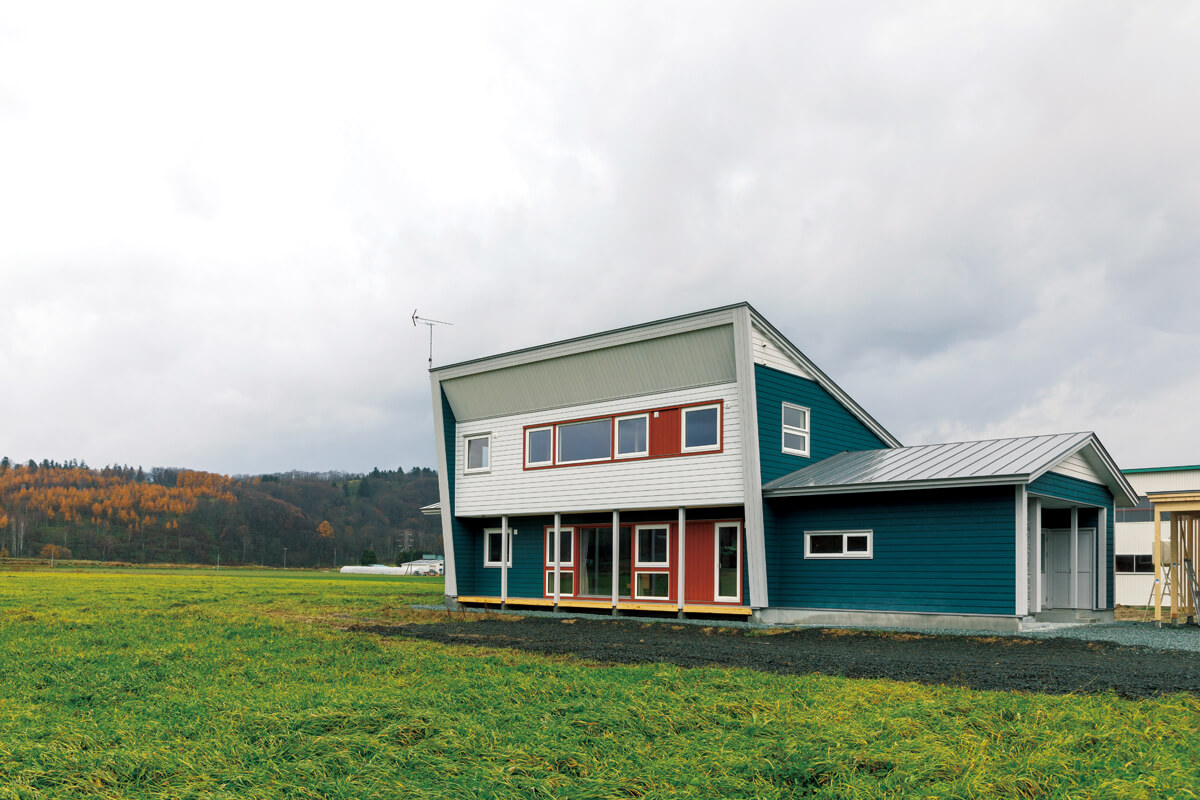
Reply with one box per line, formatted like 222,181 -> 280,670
649,408 -> 681,456
684,522 -> 714,604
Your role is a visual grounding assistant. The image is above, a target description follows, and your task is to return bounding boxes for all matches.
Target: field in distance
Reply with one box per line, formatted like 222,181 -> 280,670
0,568 -> 1196,799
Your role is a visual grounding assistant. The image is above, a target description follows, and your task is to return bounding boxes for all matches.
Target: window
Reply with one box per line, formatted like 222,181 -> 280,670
525,427 -> 552,467
636,525 -> 670,567
782,403 -> 810,457
804,530 -> 873,559
546,571 -> 575,596
682,404 -> 720,452
715,523 -> 741,601
483,528 -> 512,568
1115,554 -> 1154,573
545,526 -> 574,567
635,572 -> 670,599
615,414 -> 648,458
557,418 -> 611,464
465,434 -> 490,473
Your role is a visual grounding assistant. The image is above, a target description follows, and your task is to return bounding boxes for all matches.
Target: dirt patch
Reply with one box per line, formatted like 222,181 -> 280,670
354,617 -> 1200,699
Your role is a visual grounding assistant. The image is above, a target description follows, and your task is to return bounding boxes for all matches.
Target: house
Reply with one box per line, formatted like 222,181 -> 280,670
427,303 -> 1136,631
1114,465 -> 1200,608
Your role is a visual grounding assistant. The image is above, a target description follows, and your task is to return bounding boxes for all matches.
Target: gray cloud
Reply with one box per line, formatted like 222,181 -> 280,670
2,1 -> 1198,474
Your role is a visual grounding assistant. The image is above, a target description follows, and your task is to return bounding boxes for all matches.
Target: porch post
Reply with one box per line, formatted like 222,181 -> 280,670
1032,498 -> 1043,612
677,507 -> 686,613
1154,506 -> 1163,621
611,510 -> 619,611
500,515 -> 508,606
1096,506 -> 1106,611
1171,513 -> 1179,621
553,512 -> 561,608
1015,487 -> 1028,616
1070,507 -> 1079,609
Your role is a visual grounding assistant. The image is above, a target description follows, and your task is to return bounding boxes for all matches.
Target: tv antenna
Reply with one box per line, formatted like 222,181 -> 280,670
412,310 -> 453,369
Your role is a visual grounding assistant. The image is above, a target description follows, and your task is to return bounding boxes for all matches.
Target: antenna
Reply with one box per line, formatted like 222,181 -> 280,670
412,310 -> 453,369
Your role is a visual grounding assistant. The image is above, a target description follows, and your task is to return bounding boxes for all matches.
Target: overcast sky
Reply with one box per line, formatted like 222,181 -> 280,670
2,1 -> 1198,476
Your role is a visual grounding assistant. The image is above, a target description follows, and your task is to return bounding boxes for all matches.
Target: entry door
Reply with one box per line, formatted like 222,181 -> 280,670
1044,528 -> 1096,610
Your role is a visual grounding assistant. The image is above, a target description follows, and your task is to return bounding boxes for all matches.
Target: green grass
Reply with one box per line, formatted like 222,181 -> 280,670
0,569 -> 1197,799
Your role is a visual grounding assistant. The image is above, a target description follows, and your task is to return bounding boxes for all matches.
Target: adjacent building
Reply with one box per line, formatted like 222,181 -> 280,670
1114,465 -> 1200,607
427,303 -> 1136,630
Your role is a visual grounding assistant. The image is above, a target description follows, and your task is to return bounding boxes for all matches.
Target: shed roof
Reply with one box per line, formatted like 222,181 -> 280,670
762,432 -> 1136,506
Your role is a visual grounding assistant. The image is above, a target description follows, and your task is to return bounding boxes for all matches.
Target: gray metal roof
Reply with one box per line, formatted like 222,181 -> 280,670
763,432 -> 1136,506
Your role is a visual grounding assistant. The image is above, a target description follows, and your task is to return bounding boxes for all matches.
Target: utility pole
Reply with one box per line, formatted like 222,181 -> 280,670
283,547 -> 288,569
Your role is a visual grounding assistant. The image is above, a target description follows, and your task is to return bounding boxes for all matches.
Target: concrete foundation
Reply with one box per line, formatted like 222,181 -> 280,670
753,607 -> 1023,632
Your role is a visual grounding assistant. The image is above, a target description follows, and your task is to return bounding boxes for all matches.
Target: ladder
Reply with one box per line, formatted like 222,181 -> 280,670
1146,556 -> 1200,623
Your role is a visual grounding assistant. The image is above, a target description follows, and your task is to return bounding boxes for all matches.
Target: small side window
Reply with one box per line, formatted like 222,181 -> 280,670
782,403 -> 810,457
525,427 -> 552,467
465,434 -> 491,473
804,530 -> 873,559
483,528 -> 512,567
615,414 -> 649,458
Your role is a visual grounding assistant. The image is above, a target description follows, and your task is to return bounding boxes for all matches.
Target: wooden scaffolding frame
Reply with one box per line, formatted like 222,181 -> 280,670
1151,491 -> 1200,623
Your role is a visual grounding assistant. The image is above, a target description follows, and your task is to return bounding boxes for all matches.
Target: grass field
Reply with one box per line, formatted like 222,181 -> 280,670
1,568 -> 1197,799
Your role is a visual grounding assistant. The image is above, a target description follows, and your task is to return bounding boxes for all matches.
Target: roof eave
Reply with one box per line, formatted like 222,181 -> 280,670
763,473 -> 1029,498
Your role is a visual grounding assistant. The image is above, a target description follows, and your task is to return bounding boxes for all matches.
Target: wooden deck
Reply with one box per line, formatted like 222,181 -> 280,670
455,596 -> 752,616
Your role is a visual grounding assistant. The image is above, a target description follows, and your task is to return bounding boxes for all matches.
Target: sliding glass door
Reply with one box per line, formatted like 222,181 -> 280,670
579,526 -> 631,598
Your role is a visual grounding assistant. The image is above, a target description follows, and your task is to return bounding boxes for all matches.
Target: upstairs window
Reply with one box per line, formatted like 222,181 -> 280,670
804,530 -> 872,559
615,414 -> 648,458
682,404 -> 720,452
557,418 -> 611,464
782,403 -> 810,457
525,427 -> 552,467
465,434 -> 490,473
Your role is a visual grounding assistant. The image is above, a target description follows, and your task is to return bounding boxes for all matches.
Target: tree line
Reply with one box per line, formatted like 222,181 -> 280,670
0,458 -> 441,567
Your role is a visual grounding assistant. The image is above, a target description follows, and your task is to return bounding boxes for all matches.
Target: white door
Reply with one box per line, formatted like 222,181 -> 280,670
1044,527 -> 1096,610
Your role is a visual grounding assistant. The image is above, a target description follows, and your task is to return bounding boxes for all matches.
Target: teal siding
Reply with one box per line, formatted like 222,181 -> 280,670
764,487 -> 1017,615
755,364 -> 889,483
1028,471 -> 1115,609
461,515 -> 550,598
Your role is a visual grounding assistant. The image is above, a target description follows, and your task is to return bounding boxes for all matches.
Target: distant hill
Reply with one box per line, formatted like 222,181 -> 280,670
0,458 -> 441,567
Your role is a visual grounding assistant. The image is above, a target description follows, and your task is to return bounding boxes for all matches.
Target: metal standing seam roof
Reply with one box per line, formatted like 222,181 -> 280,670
762,432 -> 1101,495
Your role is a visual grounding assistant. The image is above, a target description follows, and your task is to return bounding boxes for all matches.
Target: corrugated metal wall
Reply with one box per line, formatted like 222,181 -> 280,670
442,325 -> 736,422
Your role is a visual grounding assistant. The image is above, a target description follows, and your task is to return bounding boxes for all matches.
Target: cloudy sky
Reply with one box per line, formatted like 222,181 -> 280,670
2,1 -> 1198,476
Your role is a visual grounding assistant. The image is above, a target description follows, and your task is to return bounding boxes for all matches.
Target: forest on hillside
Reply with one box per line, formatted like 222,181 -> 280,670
0,458 -> 441,567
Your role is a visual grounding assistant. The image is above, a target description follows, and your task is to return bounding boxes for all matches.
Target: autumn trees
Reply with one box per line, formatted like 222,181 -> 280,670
0,461 -> 440,566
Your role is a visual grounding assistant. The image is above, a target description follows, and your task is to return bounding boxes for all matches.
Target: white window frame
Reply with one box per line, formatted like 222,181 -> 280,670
483,527 -> 512,568
635,525 -> 670,568
681,404 -> 721,453
614,413 -> 649,459
464,433 -> 491,474
555,419 -> 612,464
633,571 -> 670,600
545,526 -> 575,567
524,426 -> 553,468
781,402 -> 810,457
804,529 -> 873,559
545,570 -> 575,597
713,522 -> 742,602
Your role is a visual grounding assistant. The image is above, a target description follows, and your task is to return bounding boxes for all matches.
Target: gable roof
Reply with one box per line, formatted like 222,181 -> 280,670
762,432 -> 1137,507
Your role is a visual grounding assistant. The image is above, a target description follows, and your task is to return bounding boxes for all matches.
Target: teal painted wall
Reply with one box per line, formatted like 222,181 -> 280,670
764,487 -> 1017,615
1027,471 -> 1116,609
755,364 -> 889,483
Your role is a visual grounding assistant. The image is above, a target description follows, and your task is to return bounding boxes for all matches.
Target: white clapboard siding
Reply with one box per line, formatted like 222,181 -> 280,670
454,383 -> 744,516
1126,469 -> 1200,495
1049,450 -> 1105,485
751,325 -> 813,379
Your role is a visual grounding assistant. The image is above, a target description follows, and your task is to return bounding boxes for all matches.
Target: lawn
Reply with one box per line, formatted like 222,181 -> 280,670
0,568 -> 1196,799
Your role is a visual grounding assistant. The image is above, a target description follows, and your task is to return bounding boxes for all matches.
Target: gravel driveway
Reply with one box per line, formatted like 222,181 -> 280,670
357,616 -> 1200,698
